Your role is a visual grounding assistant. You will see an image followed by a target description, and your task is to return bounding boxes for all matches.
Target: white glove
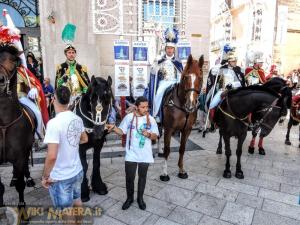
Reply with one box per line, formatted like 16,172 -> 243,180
28,87 -> 38,99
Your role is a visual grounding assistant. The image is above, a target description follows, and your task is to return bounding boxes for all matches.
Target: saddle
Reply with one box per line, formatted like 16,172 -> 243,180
20,103 -> 37,133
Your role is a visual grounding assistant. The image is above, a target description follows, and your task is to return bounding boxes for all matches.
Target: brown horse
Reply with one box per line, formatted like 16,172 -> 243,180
160,55 -> 204,181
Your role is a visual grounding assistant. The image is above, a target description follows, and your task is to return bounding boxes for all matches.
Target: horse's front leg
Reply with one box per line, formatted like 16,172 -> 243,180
0,177 -> 4,207
223,134 -> 232,178
216,130 -> 222,154
258,135 -> 266,155
236,133 -> 247,179
15,161 -> 28,222
91,141 -> 108,195
79,145 -> 90,202
177,129 -> 191,179
160,128 -> 172,182
248,130 -> 257,154
285,118 -> 293,145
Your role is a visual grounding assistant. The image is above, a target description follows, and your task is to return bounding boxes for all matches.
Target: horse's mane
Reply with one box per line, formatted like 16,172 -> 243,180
228,85 -> 279,98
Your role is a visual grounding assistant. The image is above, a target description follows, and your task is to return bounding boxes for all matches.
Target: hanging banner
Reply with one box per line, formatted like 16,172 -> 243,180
132,65 -> 148,97
114,40 -> 130,61
177,40 -> 191,65
132,41 -> 149,97
114,64 -> 130,96
276,5 -> 288,45
114,39 -> 130,96
133,41 -> 148,62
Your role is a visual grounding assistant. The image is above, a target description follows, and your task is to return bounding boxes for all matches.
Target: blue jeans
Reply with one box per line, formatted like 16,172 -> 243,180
49,171 -> 83,209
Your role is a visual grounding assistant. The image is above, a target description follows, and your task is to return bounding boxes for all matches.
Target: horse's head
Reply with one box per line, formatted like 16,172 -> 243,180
87,75 -> 113,139
278,85 -> 292,117
0,45 -> 21,95
180,54 -> 204,112
263,77 -> 292,117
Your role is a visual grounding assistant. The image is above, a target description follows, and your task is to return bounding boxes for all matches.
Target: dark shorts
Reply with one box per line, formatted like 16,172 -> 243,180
49,171 -> 83,209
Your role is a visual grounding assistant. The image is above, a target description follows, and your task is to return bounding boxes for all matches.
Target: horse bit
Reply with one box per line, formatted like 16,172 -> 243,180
77,97 -> 111,133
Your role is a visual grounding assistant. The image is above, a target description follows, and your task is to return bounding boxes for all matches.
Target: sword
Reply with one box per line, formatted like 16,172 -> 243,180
203,47 -> 225,138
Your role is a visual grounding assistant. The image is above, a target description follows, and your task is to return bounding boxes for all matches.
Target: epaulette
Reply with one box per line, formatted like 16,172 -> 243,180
82,65 -> 88,73
56,64 -> 61,71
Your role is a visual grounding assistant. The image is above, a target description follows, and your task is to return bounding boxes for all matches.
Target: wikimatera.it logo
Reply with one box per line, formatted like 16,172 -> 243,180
0,206 -> 103,224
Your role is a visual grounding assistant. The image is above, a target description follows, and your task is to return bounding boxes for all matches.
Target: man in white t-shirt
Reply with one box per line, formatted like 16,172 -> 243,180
106,96 -> 159,210
42,86 -> 88,224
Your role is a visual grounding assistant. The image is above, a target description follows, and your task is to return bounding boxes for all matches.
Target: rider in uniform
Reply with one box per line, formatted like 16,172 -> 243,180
55,44 -> 90,104
145,28 -> 183,122
208,47 -> 245,119
244,53 -> 266,86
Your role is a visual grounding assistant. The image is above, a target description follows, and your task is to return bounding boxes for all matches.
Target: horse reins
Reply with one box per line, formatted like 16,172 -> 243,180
219,96 -> 279,129
0,63 -> 16,96
167,84 -> 199,130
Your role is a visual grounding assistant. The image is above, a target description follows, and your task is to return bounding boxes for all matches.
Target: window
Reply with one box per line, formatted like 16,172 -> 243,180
142,0 -> 185,31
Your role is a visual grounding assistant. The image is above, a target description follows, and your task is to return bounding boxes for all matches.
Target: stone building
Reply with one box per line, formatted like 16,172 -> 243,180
37,0 -> 211,86
209,0 -> 300,75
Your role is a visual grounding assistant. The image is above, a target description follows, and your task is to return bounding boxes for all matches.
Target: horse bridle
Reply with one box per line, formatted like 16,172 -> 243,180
219,96 -> 280,129
77,96 -> 112,133
0,63 -> 16,95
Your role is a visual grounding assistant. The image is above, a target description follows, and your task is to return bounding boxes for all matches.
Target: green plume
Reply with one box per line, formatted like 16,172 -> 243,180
62,23 -> 76,43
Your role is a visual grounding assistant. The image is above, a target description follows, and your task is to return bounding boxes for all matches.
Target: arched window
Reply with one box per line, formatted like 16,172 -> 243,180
0,0 -> 39,27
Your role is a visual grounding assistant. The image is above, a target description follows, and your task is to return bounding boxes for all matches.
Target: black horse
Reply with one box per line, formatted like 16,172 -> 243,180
215,84 -> 291,179
216,78 -> 291,155
0,45 -> 35,220
75,76 -> 113,202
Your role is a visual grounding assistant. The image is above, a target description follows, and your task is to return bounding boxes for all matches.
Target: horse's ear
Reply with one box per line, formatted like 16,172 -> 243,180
198,55 -> 204,68
91,75 -> 97,86
107,76 -> 112,87
187,54 -> 193,67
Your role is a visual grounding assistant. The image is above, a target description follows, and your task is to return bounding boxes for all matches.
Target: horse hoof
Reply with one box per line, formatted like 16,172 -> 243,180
216,148 -> 222,154
223,170 -> 232,178
258,148 -> 266,155
285,140 -> 292,145
177,172 -> 188,179
160,175 -> 170,182
10,178 -> 17,187
157,153 -> 164,158
235,171 -> 244,179
248,147 -> 254,154
81,196 -> 90,202
93,189 -> 108,195
26,178 -> 35,187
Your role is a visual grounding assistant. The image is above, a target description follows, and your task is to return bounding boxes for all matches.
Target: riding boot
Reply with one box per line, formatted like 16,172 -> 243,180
122,161 -> 136,210
137,163 -> 149,210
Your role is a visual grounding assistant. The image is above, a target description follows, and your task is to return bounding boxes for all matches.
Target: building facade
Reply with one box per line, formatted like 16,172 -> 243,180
209,0 -> 300,75
37,0 -> 210,87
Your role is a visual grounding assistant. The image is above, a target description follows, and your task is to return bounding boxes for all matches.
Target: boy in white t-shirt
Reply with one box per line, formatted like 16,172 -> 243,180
106,96 -> 159,210
42,86 -> 88,224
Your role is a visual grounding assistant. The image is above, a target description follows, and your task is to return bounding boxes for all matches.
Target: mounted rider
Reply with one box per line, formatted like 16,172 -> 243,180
145,28 -> 183,123
55,44 -> 90,104
207,45 -> 245,120
244,51 -> 266,86
2,9 -> 48,139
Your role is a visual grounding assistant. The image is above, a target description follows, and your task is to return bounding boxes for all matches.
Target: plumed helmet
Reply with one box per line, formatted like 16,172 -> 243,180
164,28 -> 179,48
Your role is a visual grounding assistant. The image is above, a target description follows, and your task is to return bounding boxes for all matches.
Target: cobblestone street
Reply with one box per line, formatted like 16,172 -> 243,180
1,122 -> 300,225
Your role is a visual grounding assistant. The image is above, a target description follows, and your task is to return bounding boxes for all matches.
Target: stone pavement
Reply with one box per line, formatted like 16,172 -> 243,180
1,122 -> 300,225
